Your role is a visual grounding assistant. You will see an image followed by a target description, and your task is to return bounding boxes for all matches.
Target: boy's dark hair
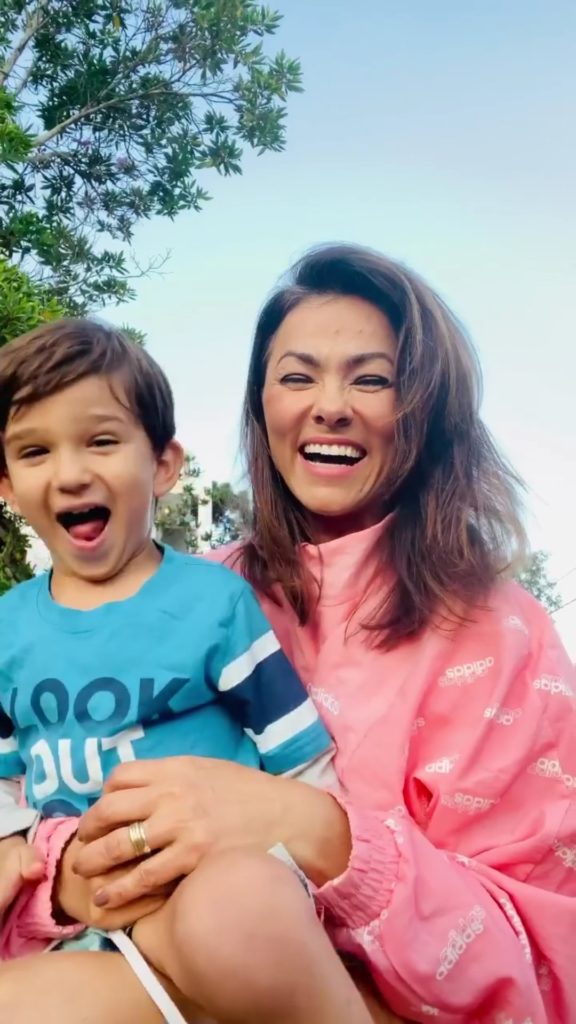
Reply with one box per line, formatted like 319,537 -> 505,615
0,318 -> 175,469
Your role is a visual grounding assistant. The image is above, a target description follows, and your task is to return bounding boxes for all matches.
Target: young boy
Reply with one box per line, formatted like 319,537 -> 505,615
0,320 -> 374,1024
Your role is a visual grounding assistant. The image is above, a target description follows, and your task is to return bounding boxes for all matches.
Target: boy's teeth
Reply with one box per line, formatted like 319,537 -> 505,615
58,505 -> 110,544
58,505 -> 110,529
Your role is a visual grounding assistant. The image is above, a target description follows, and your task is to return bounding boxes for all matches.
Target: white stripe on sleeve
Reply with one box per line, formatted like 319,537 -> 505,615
245,699 -> 319,754
217,630 -> 280,692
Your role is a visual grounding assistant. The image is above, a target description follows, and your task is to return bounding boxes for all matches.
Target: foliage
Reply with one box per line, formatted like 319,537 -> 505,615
154,452 -> 202,552
515,550 -> 562,614
211,479 -> 250,546
154,454 -> 249,551
0,505 -> 33,595
0,256 -> 66,592
119,322 -> 147,346
0,1 -> 302,311
0,253 -> 63,344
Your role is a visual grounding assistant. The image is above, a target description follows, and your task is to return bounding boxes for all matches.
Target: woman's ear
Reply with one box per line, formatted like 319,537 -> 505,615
153,440 -> 185,500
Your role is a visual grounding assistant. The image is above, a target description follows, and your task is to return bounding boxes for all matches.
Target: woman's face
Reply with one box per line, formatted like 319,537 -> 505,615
262,294 -> 397,540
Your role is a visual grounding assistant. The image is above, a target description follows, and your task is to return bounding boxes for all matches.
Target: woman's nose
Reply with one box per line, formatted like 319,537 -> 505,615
311,386 -> 353,429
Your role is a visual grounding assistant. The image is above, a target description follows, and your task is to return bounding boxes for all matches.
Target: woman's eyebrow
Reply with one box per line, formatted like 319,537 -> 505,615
277,349 -> 394,369
345,351 -> 394,369
277,350 -> 321,367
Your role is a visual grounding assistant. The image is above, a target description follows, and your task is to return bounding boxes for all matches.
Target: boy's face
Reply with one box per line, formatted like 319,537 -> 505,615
1,374 -> 182,584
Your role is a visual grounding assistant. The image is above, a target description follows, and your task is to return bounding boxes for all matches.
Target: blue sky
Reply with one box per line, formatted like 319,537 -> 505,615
102,0 -> 576,653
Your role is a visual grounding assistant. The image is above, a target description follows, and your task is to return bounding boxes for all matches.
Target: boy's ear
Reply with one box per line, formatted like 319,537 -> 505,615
153,440 -> 184,500
0,473 -> 19,514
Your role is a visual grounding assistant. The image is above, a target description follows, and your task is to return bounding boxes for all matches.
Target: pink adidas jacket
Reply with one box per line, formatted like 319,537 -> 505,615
3,520 -> 576,1022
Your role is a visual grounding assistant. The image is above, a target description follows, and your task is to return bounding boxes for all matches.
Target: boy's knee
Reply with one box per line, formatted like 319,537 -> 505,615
177,848 -> 309,935
164,849 -> 317,1014
169,848 -> 314,976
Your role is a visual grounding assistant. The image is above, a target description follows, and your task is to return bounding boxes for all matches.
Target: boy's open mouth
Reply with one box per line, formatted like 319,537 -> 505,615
57,506 -> 111,543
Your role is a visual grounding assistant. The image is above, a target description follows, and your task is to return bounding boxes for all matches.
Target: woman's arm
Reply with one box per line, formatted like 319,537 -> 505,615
315,603 -> 576,1023
72,755 -> 353,906
282,775 -> 352,886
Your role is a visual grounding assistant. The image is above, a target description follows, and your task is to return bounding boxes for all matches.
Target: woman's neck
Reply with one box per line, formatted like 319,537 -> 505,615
307,508 -> 384,545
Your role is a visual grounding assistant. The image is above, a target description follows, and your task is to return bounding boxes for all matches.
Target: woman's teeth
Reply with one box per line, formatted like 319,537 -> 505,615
302,443 -> 365,464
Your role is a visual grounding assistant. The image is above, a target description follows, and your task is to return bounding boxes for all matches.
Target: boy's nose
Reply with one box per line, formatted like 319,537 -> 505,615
52,453 -> 93,492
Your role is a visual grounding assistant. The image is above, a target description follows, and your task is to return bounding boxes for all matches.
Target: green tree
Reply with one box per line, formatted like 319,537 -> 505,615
0,254 -> 63,344
0,1 -> 302,311
211,479 -> 250,545
0,505 -> 33,595
154,455 -> 249,551
155,452 -> 203,552
515,550 -> 562,614
0,256 -> 66,592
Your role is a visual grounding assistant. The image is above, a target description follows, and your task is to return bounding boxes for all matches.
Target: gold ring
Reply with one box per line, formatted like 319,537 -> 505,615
128,820 -> 152,858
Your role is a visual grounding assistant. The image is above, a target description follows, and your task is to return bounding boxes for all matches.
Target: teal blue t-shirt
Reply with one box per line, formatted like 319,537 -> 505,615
0,546 -> 331,817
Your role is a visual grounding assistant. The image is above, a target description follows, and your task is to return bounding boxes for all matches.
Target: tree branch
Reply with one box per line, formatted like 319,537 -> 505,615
12,55 -> 37,97
0,1 -> 49,89
31,82 -> 235,150
31,89 -> 166,148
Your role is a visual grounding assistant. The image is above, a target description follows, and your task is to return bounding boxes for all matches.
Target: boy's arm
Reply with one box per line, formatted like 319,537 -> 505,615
0,782 -> 43,920
0,704 -> 39,837
0,778 -> 39,838
0,708 -> 42,916
209,583 -> 334,778
283,748 -> 339,789
0,688 -> 44,929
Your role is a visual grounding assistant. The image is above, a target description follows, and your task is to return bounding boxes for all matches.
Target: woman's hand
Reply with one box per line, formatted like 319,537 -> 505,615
74,756 -> 351,909
55,834 -> 171,930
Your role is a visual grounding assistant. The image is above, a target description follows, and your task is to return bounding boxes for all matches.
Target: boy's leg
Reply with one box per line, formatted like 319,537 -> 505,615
347,962 -> 405,1023
132,847 -> 374,1024
0,947 -> 401,1024
0,951 -> 209,1024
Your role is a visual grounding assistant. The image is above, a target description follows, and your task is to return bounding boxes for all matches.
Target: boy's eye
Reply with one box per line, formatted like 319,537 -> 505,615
19,446 -> 48,460
353,374 -> 393,389
91,436 -> 118,448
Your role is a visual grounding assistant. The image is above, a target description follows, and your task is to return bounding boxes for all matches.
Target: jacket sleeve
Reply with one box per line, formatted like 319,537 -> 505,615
0,816 -> 81,959
316,594 -> 576,1023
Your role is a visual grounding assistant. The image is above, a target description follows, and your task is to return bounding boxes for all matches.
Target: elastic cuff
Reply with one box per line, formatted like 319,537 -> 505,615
25,817 -> 83,939
315,798 -> 401,929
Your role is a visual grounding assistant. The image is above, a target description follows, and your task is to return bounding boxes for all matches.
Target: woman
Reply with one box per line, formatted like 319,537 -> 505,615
2,244 -> 575,1023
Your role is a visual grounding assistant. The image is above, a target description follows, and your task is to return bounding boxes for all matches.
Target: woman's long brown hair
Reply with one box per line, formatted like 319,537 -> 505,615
239,243 -> 527,648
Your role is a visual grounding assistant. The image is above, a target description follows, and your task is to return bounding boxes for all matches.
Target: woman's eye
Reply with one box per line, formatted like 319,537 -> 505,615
353,375 -> 393,389
280,374 -> 314,386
